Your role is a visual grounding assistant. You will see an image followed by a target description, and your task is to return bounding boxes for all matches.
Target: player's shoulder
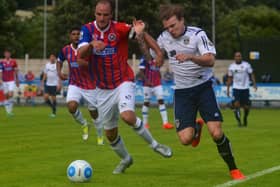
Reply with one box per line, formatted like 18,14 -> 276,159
187,26 -> 206,37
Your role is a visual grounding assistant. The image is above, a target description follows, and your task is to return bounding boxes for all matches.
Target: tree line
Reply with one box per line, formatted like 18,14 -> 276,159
1,0 -> 280,59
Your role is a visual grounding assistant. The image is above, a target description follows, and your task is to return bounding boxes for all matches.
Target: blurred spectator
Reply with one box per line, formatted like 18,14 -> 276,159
25,70 -> 35,84
17,71 -> 25,83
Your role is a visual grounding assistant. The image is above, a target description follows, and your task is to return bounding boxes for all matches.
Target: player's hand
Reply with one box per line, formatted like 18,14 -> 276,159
16,80 -> 20,87
133,19 -> 145,35
58,73 -> 68,81
175,53 -> 193,63
90,40 -> 106,52
0,79 -> 3,85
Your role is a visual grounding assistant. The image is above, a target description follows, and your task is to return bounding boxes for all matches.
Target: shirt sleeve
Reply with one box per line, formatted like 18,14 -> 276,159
78,25 -> 92,49
139,57 -> 146,70
247,63 -> 253,74
57,49 -> 65,63
196,31 -> 216,55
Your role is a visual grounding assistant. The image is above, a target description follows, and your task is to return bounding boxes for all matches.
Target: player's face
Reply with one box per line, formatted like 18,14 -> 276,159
95,2 -> 113,30
162,15 -> 185,38
234,52 -> 242,64
4,51 -> 11,59
49,54 -> 56,63
70,30 -> 80,44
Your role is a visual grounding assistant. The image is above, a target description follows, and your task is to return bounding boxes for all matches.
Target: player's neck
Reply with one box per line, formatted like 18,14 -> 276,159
71,43 -> 78,49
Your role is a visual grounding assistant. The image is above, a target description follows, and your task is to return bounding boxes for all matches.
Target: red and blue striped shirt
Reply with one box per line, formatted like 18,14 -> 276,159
58,44 -> 95,90
0,59 -> 18,82
139,57 -> 161,87
78,20 -> 135,89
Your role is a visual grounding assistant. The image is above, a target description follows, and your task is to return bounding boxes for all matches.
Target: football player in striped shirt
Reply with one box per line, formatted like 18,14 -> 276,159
0,49 -> 19,116
138,55 -> 174,129
57,27 -> 104,144
78,0 -> 172,174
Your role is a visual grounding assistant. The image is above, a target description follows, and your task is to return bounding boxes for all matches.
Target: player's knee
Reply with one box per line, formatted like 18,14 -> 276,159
67,102 -> 78,114
158,99 -> 164,105
105,129 -> 118,142
120,111 -> 136,126
89,109 -> 98,119
144,102 -> 150,107
178,132 -> 193,145
210,129 -> 223,140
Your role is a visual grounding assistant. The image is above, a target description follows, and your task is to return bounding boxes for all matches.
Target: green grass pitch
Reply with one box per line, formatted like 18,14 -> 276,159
0,106 -> 279,187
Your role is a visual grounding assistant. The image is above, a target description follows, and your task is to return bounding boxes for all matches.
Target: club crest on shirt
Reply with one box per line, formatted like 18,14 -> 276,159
183,36 -> 190,45
108,33 -> 116,42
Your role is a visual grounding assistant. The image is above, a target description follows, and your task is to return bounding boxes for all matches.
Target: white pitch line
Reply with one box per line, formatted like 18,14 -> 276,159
214,165 -> 280,187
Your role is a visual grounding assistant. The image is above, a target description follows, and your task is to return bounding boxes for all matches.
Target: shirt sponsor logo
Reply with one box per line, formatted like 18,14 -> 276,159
93,47 -> 117,56
70,61 -> 79,68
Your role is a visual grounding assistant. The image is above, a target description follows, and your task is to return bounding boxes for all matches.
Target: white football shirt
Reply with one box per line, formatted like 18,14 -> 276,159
228,61 -> 253,89
157,26 -> 216,89
44,62 -> 59,86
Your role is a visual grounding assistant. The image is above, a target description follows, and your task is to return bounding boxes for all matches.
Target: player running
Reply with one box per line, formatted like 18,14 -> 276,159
0,49 -> 19,116
138,55 -> 174,129
139,4 -> 245,180
57,27 -> 104,144
78,0 -> 172,174
227,52 -> 257,127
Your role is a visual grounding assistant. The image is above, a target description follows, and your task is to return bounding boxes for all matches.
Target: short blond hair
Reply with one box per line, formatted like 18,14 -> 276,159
159,4 -> 185,21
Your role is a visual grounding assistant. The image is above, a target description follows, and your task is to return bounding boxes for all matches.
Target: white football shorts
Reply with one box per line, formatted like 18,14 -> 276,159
66,85 -> 97,111
3,81 -> 16,94
143,85 -> 164,102
95,81 -> 136,130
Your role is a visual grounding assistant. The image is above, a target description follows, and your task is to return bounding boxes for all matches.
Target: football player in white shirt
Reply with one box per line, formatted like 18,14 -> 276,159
41,54 -> 61,117
226,52 -> 257,127
139,4 -> 245,180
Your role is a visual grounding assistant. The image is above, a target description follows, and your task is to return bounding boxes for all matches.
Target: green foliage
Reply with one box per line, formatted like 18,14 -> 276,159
216,5 -> 280,58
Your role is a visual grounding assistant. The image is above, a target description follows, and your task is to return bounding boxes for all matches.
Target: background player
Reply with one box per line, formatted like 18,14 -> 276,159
41,54 -> 61,117
78,0 -> 172,174
227,52 -> 257,127
57,27 -> 104,144
0,49 -> 19,116
138,56 -> 173,129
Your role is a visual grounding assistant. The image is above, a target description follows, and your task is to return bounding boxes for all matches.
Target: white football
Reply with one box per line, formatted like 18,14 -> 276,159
67,160 -> 93,182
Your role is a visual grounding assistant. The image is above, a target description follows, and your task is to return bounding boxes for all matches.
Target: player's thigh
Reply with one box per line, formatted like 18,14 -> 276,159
174,88 -> 197,132
143,86 -> 152,102
46,85 -> 57,96
153,85 -> 164,100
118,81 -> 136,113
66,85 -> 82,103
198,82 -> 223,123
240,89 -> 250,106
95,88 -> 119,130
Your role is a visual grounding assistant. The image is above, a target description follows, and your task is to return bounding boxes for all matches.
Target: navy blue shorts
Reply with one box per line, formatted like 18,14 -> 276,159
174,81 -> 223,132
232,88 -> 251,106
45,85 -> 57,96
